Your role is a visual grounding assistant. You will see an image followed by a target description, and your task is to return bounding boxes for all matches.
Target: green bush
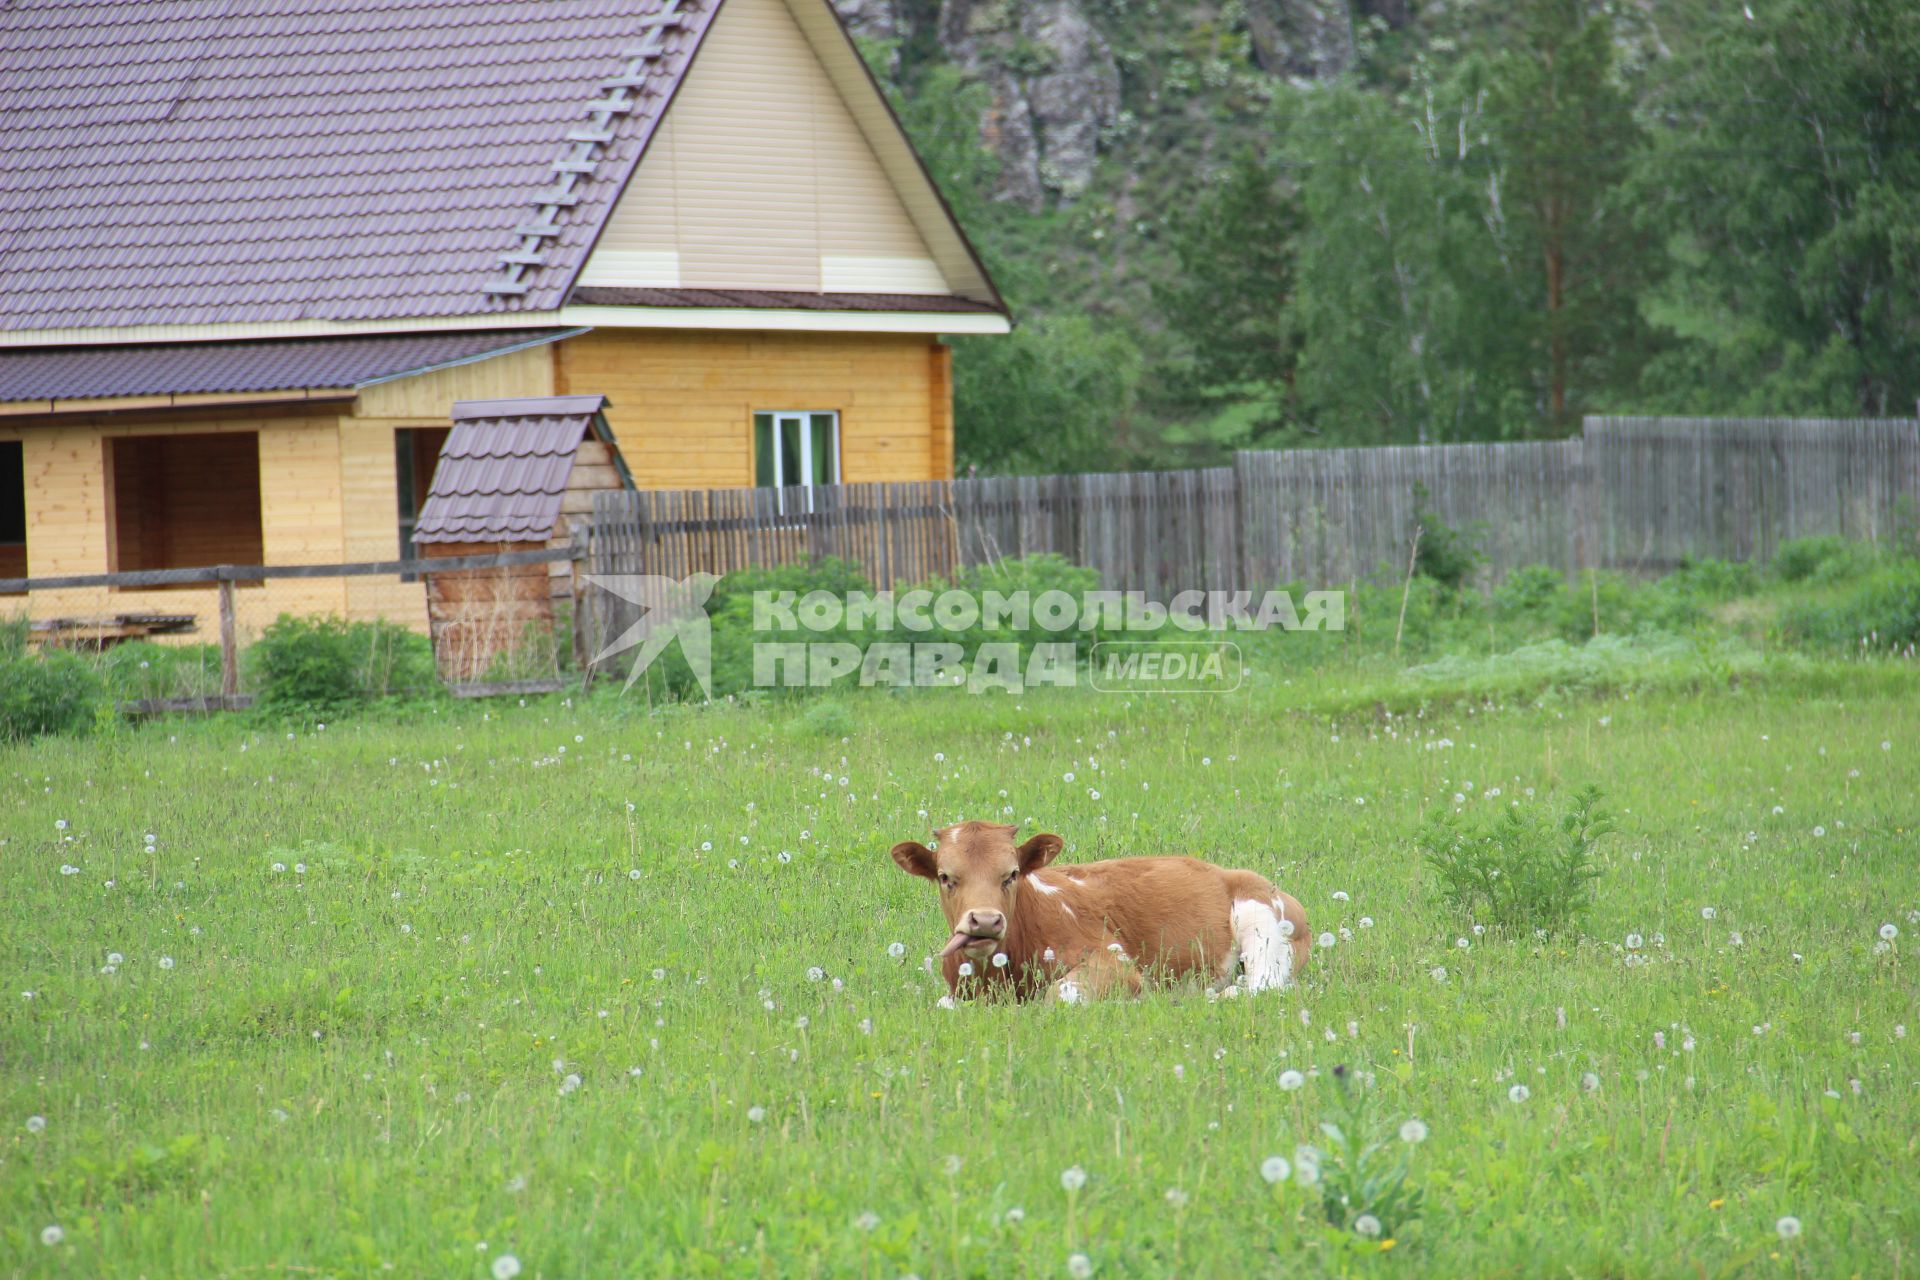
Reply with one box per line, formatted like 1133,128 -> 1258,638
1771,536 -> 1877,584
1552,571 -> 1702,643
1490,564 -> 1565,621
247,615 -> 435,716
1778,564 -> 1920,655
0,643 -> 107,742
1665,556 -> 1757,600
1410,484 -> 1483,591
1418,784 -> 1613,936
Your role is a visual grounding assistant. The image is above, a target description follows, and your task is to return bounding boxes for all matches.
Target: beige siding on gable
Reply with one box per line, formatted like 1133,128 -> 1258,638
582,0 -> 950,295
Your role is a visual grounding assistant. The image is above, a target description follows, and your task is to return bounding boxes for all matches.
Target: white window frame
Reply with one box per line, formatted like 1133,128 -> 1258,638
758,410 -> 841,490
757,411 -> 841,516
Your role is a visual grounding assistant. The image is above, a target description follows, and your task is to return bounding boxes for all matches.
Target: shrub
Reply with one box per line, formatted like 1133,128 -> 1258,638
1490,564 -> 1565,621
1410,483 -> 1484,591
1552,571 -> 1701,643
695,558 -> 877,699
247,615 -> 434,715
1664,556 -> 1756,600
0,643 -> 107,742
1771,535 -> 1876,584
1418,784 -> 1613,936
1778,564 -> 1920,655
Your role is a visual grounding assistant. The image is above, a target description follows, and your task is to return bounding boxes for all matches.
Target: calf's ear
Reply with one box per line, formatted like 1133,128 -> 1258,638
891,841 -> 938,879
1017,832 -> 1063,874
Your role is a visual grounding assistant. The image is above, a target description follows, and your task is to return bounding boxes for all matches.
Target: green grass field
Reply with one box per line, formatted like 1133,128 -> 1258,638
4,658 -> 1917,1278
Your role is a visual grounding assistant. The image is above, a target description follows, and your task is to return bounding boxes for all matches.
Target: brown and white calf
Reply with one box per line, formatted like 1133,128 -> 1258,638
891,820 -> 1309,1002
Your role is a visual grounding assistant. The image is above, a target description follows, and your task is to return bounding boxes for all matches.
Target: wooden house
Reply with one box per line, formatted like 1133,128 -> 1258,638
0,0 -> 1006,638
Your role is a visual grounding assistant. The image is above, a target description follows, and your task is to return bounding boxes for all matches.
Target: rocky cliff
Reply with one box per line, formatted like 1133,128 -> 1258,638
833,0 -> 1412,212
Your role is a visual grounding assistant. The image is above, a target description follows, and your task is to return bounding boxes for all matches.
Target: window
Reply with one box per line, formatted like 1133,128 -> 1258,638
106,433 -> 263,578
0,441 -> 24,591
753,412 -> 840,491
394,426 -> 450,569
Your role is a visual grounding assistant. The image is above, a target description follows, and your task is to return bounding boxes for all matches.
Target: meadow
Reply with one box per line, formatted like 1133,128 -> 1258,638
3,633 -> 1917,1278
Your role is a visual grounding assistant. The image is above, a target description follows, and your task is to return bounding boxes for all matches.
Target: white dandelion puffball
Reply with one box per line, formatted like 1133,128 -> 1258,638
491,1255 -> 522,1280
1165,1188 -> 1188,1209
1701,906 -> 1717,920
1429,966 -> 1448,982
807,966 -> 825,982
26,1115 -> 47,1133
888,941 -> 906,959
1508,1084 -> 1531,1103
1455,937 -> 1470,950
747,1106 -> 766,1124
1260,1155 -> 1291,1183
1359,916 -> 1374,929
1776,1216 -> 1801,1241
158,956 -> 174,970
41,1225 -> 64,1247
992,952 -> 1010,968
1625,932 -> 1643,950
107,952 -> 124,966
957,961 -> 974,978
1061,1165 -> 1088,1192
1354,1214 -> 1383,1239
1580,1072 -> 1601,1093
1292,1146 -> 1321,1186
1068,1253 -> 1094,1279
854,1210 -> 880,1232
1317,932 -> 1336,949
1278,1069 -> 1305,1091
1881,923 -> 1899,941
1399,1118 -> 1428,1144
1331,890 -> 1349,902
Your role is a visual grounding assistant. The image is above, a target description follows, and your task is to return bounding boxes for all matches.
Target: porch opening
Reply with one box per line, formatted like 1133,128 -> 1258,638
106,433 -> 264,577
395,426 -> 450,569
1,441 -> 24,591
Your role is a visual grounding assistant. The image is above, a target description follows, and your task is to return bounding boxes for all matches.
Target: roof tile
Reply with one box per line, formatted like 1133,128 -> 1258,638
0,0 -> 717,332
0,327 -> 576,401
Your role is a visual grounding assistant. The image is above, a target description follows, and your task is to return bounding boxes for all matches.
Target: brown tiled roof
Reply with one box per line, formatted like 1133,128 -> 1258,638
414,395 -> 613,544
0,1 -> 717,332
0,329 -> 578,403
569,287 -> 1006,314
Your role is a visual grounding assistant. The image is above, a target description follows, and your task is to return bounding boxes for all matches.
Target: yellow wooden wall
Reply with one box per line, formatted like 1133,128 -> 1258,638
553,329 -> 948,488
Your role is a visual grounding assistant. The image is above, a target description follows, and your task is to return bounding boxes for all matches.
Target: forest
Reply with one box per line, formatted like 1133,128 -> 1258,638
854,0 -> 1920,471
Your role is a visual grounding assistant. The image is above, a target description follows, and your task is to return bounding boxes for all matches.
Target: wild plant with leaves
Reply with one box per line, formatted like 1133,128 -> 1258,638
1418,784 -> 1614,935
1302,1065 -> 1427,1244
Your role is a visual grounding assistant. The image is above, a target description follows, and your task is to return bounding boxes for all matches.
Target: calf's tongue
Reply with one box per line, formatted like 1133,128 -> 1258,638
939,930 -> 979,959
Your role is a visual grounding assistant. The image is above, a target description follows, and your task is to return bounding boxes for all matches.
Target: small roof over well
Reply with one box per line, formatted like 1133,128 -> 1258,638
0,329 -> 579,407
414,395 -> 623,544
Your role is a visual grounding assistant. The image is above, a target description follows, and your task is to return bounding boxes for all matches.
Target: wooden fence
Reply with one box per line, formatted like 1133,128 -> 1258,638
583,416 -> 1920,600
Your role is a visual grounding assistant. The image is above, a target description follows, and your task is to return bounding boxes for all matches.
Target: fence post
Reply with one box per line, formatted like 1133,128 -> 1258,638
569,531 -> 591,680
216,566 -> 238,701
